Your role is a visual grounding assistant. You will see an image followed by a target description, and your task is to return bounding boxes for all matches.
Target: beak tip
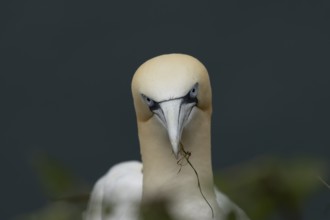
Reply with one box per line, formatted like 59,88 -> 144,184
174,151 -> 180,160
171,141 -> 180,159
159,99 -> 186,161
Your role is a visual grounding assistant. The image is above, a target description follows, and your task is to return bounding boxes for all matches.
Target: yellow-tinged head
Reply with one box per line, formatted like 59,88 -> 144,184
131,54 -> 212,158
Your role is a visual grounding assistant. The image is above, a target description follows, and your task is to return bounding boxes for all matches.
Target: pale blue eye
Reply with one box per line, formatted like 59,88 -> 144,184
189,84 -> 198,98
145,97 -> 154,107
142,94 -> 159,111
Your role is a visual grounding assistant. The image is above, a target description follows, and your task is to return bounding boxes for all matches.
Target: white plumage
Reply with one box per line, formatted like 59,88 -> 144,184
84,54 -> 250,220
84,161 -> 142,220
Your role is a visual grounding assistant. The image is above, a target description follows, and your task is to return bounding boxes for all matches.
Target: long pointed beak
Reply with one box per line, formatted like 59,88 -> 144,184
156,99 -> 194,158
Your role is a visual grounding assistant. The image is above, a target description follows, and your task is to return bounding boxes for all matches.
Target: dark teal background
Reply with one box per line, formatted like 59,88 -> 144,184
0,0 -> 329,219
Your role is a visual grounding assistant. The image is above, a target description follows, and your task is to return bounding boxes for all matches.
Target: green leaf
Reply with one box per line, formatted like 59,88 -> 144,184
31,152 -> 90,203
214,156 -> 328,220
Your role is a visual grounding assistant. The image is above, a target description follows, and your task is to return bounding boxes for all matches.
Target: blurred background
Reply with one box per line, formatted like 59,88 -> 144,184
0,0 -> 329,219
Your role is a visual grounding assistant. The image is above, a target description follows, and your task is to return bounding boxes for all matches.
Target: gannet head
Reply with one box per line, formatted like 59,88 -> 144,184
132,54 -> 212,158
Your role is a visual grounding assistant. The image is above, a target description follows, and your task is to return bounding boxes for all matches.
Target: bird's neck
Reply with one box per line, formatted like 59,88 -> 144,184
138,110 -> 219,219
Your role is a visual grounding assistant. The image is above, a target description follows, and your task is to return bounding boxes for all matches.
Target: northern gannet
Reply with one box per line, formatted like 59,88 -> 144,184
84,54 -> 249,220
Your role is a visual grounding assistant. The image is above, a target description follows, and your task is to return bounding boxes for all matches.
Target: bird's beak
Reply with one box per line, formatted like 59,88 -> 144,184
156,99 -> 195,159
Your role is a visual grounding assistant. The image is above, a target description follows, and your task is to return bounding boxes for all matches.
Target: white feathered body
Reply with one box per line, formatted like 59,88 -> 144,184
84,161 -> 249,220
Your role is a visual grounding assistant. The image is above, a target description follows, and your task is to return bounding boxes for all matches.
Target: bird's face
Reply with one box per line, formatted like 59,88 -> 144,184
132,54 -> 212,158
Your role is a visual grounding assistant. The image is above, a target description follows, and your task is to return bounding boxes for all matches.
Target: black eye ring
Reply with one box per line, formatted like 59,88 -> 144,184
184,83 -> 199,104
189,85 -> 198,98
142,94 -> 159,111
146,97 -> 153,106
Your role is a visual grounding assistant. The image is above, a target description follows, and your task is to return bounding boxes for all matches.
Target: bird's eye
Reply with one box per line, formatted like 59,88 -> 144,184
189,84 -> 198,99
189,86 -> 197,98
142,94 -> 159,111
184,83 -> 199,104
145,97 -> 154,107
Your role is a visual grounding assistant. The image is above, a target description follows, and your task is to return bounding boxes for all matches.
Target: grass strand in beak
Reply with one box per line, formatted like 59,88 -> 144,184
178,142 -> 214,218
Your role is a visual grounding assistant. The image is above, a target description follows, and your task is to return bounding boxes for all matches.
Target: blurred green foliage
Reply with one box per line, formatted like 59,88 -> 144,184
31,153 -> 89,200
15,202 -> 83,220
214,157 -> 328,220
14,153 -> 89,220
15,154 -> 328,220
140,199 -> 174,220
